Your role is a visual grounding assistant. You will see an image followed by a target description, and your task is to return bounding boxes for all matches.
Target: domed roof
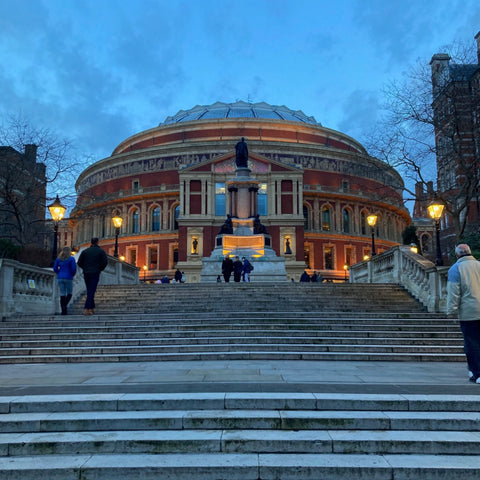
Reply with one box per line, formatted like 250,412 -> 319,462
161,101 -> 320,126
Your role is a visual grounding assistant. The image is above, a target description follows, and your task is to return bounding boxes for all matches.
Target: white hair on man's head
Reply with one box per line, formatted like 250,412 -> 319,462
455,244 -> 471,256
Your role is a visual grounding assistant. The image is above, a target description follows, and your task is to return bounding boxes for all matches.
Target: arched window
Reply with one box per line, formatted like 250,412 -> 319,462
130,208 -> 139,234
215,183 -> 226,216
321,206 -> 331,231
343,208 -> 351,234
385,217 -> 391,239
173,205 -> 180,230
151,206 -> 160,231
303,204 -> 311,231
258,183 -> 268,216
421,233 -> 431,253
360,211 -> 367,235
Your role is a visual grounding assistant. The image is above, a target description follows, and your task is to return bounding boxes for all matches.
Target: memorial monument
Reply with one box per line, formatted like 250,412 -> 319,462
200,139 -> 287,282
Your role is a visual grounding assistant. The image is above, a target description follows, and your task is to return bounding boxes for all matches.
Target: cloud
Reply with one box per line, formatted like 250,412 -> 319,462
337,89 -> 382,142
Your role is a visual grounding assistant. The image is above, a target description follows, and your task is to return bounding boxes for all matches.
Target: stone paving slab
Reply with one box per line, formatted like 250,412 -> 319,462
0,359 -> 478,397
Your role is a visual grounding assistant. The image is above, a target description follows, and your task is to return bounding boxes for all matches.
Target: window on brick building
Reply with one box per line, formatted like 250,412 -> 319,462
321,206 -> 331,231
151,207 -> 160,231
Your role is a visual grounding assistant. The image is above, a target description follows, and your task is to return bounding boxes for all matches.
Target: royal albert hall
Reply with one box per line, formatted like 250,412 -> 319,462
70,101 -> 411,282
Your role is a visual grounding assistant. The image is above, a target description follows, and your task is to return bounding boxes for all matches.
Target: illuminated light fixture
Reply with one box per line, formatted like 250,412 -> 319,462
366,214 -> 378,256
428,199 -> 445,266
343,263 -> 349,281
47,195 -> 67,264
112,215 -> 123,258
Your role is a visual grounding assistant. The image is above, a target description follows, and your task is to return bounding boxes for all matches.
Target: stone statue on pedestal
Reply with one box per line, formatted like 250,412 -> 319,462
218,214 -> 234,235
235,137 -> 248,168
253,214 -> 268,234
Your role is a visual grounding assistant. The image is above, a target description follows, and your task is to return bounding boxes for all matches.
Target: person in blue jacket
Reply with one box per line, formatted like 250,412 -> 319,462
241,256 -> 253,282
53,246 -> 77,315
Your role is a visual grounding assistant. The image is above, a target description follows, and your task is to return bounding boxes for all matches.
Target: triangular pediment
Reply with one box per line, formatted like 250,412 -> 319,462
181,150 -> 302,174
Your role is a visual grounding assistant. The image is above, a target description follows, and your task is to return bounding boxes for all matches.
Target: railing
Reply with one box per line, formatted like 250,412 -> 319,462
0,256 -> 139,319
349,245 -> 449,313
73,184 -> 180,211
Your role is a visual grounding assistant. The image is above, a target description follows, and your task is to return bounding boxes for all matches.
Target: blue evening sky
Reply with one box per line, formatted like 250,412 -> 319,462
1,0 -> 479,166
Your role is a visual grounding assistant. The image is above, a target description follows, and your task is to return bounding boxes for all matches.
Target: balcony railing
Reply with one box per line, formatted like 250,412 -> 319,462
74,184 -> 180,211
349,245 -> 449,312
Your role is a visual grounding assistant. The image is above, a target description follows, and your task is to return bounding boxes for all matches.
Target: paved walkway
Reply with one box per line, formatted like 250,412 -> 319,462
0,359 -> 479,396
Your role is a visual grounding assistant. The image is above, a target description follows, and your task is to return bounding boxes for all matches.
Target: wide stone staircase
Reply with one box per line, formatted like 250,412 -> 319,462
0,283 -> 464,364
0,283 -> 478,478
0,392 -> 480,478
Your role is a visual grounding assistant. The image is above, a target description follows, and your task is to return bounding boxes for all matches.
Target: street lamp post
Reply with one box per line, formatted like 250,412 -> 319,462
343,263 -> 348,282
367,214 -> 378,257
112,215 -> 123,258
47,195 -> 66,265
143,265 -> 147,282
427,200 -> 445,266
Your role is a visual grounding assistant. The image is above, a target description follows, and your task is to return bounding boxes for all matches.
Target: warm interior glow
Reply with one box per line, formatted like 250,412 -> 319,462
427,202 -> 444,221
48,195 -> 66,222
112,216 -> 123,228
366,214 -> 377,227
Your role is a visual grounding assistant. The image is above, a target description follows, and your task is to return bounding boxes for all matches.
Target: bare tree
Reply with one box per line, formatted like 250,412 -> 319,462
0,114 -> 88,248
364,39 -> 479,242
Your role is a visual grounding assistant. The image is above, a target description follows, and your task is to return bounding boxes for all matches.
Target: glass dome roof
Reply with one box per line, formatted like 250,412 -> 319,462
161,101 -> 320,126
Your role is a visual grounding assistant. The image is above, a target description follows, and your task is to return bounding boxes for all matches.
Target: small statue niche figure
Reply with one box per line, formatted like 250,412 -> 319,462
218,214 -> 234,235
235,137 -> 248,168
253,214 -> 267,234
285,237 -> 292,255
192,238 -> 198,254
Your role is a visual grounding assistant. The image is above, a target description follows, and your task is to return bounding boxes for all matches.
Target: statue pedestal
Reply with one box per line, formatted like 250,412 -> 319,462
200,158 -> 287,282
200,232 -> 287,283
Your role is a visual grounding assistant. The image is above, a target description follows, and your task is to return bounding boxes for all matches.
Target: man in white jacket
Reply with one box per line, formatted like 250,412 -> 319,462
447,244 -> 480,383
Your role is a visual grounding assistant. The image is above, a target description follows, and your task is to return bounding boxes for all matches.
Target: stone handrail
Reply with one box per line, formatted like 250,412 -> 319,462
0,256 -> 139,319
348,245 -> 449,313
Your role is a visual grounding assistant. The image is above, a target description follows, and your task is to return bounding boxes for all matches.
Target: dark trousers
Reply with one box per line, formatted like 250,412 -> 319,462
460,320 -> 480,377
223,272 -> 231,282
83,272 -> 100,309
233,273 -> 241,283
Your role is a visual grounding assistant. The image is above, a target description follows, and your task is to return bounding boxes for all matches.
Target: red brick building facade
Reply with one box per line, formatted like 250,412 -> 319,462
70,102 -> 410,281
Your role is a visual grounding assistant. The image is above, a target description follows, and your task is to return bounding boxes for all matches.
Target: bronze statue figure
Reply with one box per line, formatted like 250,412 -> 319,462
235,137 -> 248,168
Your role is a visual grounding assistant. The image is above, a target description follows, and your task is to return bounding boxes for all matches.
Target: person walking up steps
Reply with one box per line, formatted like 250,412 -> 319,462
53,246 -> 77,315
447,243 -> 480,384
77,238 -> 108,315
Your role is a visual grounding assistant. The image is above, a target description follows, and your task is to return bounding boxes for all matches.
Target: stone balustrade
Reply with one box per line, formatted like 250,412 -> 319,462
0,256 -> 139,319
349,245 -> 449,312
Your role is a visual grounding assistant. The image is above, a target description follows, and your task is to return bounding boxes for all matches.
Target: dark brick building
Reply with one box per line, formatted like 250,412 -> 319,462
0,144 -> 47,248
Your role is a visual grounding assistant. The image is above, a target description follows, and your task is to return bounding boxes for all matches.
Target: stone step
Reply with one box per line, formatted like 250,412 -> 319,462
0,334 -> 463,346
0,351 -> 465,364
2,452 -> 480,480
0,394 -> 480,479
0,343 -> 465,356
0,428 -> 479,456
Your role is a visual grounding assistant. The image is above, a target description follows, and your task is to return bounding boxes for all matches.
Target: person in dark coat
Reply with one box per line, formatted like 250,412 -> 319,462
174,269 -> 182,283
300,270 -> 311,282
232,256 -> 243,283
77,237 -> 108,315
222,255 -> 234,282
